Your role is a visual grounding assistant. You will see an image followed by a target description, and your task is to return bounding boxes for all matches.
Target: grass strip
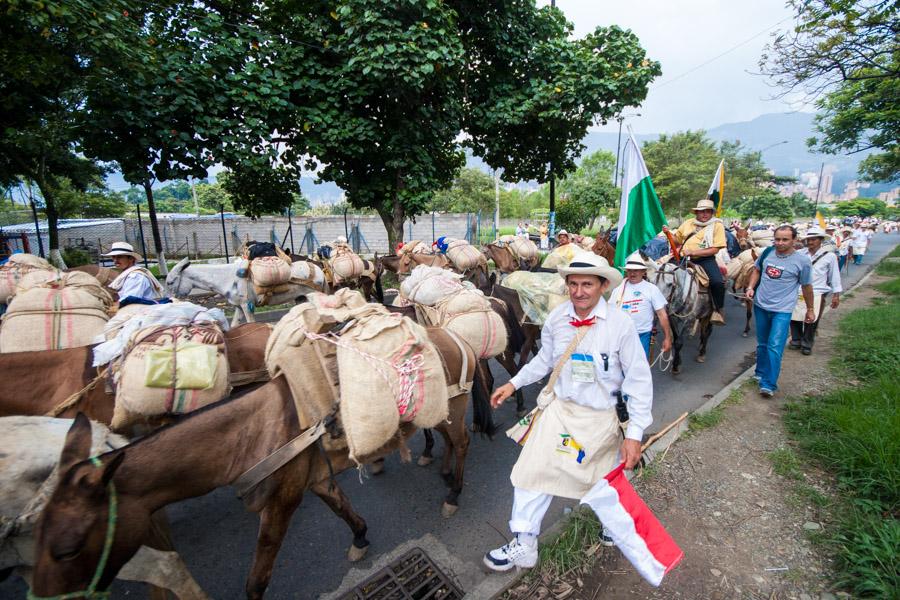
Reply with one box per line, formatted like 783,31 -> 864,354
781,265 -> 900,598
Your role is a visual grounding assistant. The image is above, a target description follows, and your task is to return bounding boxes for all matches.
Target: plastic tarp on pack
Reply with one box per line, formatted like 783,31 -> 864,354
501,271 -> 568,326
541,244 -> 580,269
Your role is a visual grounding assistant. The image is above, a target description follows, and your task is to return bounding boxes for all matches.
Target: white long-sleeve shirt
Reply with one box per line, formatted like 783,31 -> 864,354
808,248 -> 843,295
509,298 -> 653,442
116,270 -> 163,301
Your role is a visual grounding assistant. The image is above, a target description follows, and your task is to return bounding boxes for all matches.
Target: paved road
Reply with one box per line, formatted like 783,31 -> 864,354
4,234 -> 896,599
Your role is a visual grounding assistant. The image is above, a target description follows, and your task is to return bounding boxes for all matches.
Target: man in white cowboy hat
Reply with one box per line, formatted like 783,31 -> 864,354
484,252 -> 653,571
102,242 -> 165,305
610,252 -> 673,358
556,229 -> 571,246
789,226 -> 842,355
662,198 -> 727,325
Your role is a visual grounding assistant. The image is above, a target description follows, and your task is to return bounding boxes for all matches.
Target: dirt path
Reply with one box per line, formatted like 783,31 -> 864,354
508,275 -> 890,600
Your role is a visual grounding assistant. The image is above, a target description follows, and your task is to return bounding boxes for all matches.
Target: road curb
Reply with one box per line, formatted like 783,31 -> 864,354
479,245 -> 898,600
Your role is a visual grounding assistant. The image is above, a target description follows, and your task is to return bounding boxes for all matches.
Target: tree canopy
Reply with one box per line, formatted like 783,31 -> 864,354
762,0 -> 899,182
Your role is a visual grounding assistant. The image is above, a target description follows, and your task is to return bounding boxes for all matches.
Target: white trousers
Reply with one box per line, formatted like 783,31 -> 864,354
509,482 -> 614,536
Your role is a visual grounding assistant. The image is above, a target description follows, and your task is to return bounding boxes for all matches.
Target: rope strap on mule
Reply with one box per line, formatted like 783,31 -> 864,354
45,369 -> 107,418
27,457 -> 117,600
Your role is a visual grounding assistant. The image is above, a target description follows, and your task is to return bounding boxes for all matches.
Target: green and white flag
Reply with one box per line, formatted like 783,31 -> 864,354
707,159 -> 725,217
614,134 -> 667,269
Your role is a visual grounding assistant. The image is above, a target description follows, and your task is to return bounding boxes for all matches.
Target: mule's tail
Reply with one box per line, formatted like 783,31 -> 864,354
471,361 -> 498,438
374,253 -> 385,303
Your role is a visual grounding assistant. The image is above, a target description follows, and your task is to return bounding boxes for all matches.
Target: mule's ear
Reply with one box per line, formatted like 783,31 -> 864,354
59,413 -> 93,475
100,452 -> 125,487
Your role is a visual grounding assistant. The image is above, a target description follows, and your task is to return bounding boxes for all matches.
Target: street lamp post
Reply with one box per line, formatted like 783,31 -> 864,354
613,112 -> 641,187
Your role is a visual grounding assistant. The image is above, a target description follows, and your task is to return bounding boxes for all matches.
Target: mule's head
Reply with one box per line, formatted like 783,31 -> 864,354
31,414 -> 143,598
165,256 -> 192,297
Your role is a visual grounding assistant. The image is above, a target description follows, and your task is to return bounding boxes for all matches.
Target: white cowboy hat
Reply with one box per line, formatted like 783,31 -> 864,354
101,241 -> 142,261
557,252 -> 623,288
556,229 -> 570,240
624,252 -> 648,270
802,226 -> 827,239
692,199 -> 716,212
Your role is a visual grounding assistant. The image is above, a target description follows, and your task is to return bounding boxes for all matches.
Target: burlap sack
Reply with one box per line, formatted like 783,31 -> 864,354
251,256 -> 292,288
0,271 -> 111,352
111,324 -> 230,431
400,265 -> 465,306
750,229 -> 774,248
0,254 -> 56,303
337,303 -> 448,462
445,239 -> 483,271
414,288 -> 507,359
497,235 -> 538,263
330,244 -> 365,284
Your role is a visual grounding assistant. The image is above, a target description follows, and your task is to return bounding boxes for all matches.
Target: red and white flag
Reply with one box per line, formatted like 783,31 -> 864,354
581,463 -> 683,586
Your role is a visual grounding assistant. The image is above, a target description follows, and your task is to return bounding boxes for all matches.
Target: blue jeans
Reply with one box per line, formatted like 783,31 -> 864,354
853,253 -> 863,265
638,331 -> 652,357
838,255 -> 847,270
754,305 -> 792,392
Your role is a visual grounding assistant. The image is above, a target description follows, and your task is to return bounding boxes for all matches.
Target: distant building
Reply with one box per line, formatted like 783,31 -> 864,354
877,187 -> 899,205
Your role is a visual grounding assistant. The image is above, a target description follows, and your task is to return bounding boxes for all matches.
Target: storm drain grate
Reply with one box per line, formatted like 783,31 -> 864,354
340,547 -> 464,600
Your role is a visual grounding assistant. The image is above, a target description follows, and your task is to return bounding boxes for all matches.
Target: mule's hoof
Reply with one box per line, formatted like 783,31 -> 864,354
441,502 -> 459,518
695,355 -> 706,363
417,455 -> 434,467
347,543 -> 369,562
370,462 -> 385,476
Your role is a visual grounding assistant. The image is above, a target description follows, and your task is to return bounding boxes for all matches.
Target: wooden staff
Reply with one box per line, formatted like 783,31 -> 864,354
641,411 -> 688,452
664,229 -> 681,262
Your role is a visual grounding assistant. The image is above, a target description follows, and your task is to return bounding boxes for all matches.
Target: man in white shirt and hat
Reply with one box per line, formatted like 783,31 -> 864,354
789,227 -> 842,355
102,242 -> 165,306
610,252 -> 673,358
483,252 -> 653,571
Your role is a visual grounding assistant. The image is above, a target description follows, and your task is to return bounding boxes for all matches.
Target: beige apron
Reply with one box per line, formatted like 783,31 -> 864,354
791,292 -> 823,322
508,325 -> 621,499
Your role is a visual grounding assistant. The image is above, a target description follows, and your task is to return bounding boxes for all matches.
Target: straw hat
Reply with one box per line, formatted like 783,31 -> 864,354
556,229 -> 570,240
557,252 -> 623,288
101,241 -> 142,261
692,199 -> 716,212
802,227 -> 827,240
624,252 -> 648,270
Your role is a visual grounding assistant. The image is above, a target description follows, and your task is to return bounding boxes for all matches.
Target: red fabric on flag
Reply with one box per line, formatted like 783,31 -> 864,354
605,463 -> 683,577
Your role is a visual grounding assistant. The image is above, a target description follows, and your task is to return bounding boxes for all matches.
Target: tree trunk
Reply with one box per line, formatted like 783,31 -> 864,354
377,195 -> 406,254
35,177 -> 67,269
142,181 -> 169,277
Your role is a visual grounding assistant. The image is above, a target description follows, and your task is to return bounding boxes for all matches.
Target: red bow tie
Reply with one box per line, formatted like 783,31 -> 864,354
569,317 -> 595,328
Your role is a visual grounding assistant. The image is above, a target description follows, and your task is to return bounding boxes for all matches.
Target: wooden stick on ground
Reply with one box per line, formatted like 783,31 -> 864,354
641,411 -> 689,452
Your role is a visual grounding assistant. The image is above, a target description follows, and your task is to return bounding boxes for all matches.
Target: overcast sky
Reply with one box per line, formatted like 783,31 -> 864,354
544,0 -> 803,134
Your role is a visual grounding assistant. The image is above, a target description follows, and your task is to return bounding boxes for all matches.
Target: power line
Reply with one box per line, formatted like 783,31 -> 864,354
650,15 -> 793,92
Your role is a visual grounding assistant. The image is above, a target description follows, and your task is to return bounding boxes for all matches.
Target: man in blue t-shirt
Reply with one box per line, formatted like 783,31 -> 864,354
746,226 -> 813,397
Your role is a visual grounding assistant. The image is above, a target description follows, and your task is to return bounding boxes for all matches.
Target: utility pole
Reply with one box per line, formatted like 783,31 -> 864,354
614,114 -> 624,187
190,178 -> 200,216
494,169 -> 500,238
813,161 -> 825,213
548,0 -> 557,240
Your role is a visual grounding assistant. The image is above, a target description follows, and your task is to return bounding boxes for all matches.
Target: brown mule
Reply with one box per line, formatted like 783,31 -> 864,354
31,332 -> 475,599
483,243 -> 538,274
590,229 -> 616,264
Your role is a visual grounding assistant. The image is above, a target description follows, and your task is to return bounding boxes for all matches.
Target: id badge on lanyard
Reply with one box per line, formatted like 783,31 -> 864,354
570,353 -> 595,383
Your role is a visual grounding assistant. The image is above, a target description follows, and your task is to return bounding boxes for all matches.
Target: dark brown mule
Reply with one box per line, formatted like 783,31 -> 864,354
478,274 -> 540,416
0,324 -> 272,426
32,330 -> 475,600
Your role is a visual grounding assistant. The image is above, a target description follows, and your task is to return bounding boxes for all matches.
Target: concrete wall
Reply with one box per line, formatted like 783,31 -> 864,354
22,213 -> 485,259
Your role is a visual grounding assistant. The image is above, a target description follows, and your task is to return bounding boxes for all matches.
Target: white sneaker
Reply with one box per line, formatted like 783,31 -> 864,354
483,537 -> 539,572
599,526 -> 615,547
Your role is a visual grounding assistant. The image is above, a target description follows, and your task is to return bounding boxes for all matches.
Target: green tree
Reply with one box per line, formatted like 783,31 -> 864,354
554,197 -> 592,233
732,188 -> 794,222
762,0 -> 899,182
54,179 -> 128,219
557,150 -> 619,227
832,197 -> 887,217
0,0 -> 142,266
195,182 -> 233,213
642,131 -> 719,215
430,168 -> 496,214
787,192 -> 816,218
499,187 -> 547,220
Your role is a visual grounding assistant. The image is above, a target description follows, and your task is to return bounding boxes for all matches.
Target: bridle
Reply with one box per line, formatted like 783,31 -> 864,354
653,263 -> 697,320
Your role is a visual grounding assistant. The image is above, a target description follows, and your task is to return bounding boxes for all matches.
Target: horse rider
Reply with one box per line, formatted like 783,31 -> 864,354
662,199 -> 727,326
610,252 -> 673,358
556,229 -> 571,246
483,253 -> 653,571
745,226 -> 814,398
102,242 -> 166,307
789,227 -> 841,355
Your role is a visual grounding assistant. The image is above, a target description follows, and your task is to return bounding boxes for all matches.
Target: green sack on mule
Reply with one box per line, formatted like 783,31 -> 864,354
144,341 -> 218,389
